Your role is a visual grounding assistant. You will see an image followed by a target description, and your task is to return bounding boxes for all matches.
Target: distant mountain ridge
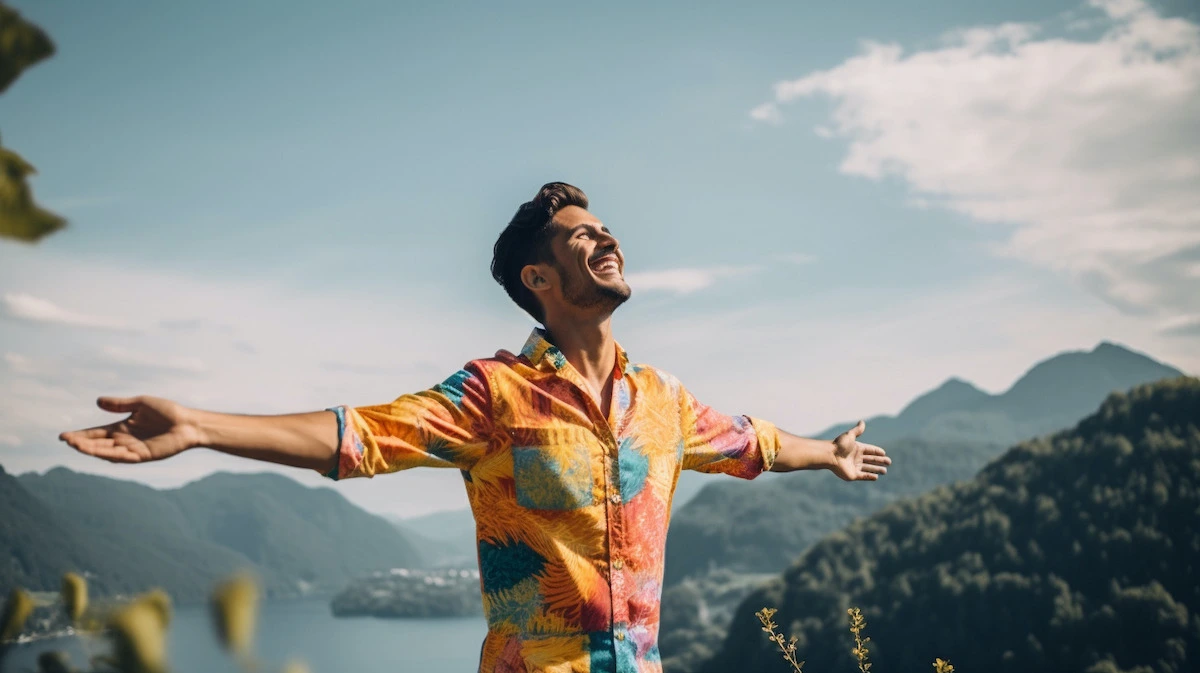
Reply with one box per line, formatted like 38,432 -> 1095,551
2,468 -> 425,604
812,341 -> 1181,446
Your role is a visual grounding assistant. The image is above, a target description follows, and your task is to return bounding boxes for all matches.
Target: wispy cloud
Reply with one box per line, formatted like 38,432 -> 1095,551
0,434 -> 21,447
4,352 -> 36,375
99,346 -> 207,374
748,102 -> 783,125
625,265 -> 759,294
751,0 -> 1200,326
2,292 -> 136,331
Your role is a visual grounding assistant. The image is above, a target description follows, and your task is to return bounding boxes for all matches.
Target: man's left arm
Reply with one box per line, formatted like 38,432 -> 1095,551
771,420 -> 892,482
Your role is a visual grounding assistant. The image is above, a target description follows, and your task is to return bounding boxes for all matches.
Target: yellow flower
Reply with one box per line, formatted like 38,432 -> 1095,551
210,574 -> 259,657
1,588 -> 34,642
60,573 -> 88,624
934,657 -> 955,673
108,599 -> 169,673
141,589 -> 173,629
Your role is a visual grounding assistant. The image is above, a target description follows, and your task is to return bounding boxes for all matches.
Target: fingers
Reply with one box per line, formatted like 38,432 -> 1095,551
861,463 -> 887,475
69,436 -> 143,463
860,444 -> 892,465
851,420 -> 866,438
97,396 -> 143,413
60,425 -> 118,443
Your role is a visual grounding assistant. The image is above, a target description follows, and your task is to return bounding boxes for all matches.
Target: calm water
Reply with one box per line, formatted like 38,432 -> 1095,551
1,599 -> 489,673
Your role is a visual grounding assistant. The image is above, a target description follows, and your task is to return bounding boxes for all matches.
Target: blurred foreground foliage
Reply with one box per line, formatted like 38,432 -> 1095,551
0,1 -> 66,243
0,573 -> 310,673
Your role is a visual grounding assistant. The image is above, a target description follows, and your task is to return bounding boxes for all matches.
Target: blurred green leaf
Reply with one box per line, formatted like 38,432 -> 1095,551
0,1 -> 56,94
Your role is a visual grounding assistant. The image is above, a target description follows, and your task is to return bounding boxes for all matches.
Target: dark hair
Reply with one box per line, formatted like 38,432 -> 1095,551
491,182 -> 589,323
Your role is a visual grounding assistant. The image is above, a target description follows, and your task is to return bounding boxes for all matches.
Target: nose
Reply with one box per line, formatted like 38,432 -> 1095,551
598,229 -> 619,252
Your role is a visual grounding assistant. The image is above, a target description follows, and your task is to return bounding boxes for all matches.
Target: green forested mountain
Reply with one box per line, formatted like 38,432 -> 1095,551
701,376 -> 1200,673
665,342 -> 1182,582
659,342 -> 1183,670
3,468 -> 424,604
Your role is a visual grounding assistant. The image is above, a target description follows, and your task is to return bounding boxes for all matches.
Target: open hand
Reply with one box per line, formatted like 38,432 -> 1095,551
831,420 -> 891,482
59,396 -> 201,463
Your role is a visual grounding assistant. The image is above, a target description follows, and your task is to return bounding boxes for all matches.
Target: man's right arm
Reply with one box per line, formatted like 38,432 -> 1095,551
60,395 -> 339,474
190,407 -> 339,473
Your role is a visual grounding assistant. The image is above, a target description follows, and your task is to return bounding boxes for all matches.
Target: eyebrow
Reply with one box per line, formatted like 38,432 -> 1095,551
568,223 -> 611,236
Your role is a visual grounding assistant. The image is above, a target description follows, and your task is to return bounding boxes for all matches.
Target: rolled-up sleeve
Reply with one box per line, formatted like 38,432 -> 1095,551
322,362 -> 493,480
679,385 -> 780,479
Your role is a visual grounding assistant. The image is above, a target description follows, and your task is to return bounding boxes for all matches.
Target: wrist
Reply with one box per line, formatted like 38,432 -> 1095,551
179,405 -> 209,450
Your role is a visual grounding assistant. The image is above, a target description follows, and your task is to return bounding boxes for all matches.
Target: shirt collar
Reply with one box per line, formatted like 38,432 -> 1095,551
520,327 -> 632,377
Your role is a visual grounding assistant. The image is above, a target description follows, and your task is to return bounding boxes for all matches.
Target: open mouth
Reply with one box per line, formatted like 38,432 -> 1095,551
589,252 -> 621,275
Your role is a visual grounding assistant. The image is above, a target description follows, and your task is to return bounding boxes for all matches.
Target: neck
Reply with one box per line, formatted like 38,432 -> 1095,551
541,313 -> 618,386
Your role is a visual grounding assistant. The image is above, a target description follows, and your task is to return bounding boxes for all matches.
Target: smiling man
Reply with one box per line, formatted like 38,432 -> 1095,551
60,182 -> 892,673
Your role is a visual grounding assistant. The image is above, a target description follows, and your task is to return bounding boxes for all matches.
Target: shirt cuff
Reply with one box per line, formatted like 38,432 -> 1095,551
323,406 -> 366,481
747,416 -> 781,475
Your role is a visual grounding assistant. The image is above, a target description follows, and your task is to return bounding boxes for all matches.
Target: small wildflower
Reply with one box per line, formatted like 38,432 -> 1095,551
108,598 -> 169,673
1,588 -> 34,642
756,606 -> 805,673
211,573 -> 259,658
142,588 -> 173,629
847,607 -> 872,673
61,572 -> 88,624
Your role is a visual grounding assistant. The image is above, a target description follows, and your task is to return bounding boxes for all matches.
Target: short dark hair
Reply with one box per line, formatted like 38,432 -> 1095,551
491,182 -> 589,323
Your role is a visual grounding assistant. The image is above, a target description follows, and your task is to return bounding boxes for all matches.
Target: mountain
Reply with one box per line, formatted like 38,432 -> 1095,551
666,342 -> 1181,584
658,342 -> 1184,669
387,509 -> 477,569
812,341 -> 1182,445
701,376 -> 1200,673
5,468 -> 424,604
0,465 -> 128,597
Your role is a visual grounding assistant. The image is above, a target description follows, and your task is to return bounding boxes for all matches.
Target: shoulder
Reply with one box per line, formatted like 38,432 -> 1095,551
627,362 -> 685,395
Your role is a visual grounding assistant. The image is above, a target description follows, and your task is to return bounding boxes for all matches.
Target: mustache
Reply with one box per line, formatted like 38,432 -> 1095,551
589,246 -> 619,263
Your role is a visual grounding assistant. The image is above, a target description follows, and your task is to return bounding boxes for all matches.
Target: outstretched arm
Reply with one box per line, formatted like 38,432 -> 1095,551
770,420 -> 891,481
59,395 -> 339,474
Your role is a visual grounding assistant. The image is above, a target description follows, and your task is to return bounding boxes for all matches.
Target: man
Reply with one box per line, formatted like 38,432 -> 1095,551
60,182 -> 892,673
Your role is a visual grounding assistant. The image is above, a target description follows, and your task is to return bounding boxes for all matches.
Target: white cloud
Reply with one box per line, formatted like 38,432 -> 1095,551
2,292 -> 136,331
752,0 -> 1200,328
748,102 -> 783,125
99,346 -> 207,374
4,352 -> 36,375
625,265 -> 758,294
0,434 -> 21,447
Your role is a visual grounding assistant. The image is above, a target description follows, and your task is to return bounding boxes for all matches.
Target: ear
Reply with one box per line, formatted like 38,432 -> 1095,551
520,263 -> 553,294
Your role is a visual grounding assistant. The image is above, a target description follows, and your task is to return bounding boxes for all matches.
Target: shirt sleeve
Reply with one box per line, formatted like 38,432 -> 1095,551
321,362 -> 493,480
679,384 -> 780,479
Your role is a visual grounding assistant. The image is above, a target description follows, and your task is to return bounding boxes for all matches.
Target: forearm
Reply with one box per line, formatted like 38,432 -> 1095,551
769,430 -> 836,472
189,408 -> 340,473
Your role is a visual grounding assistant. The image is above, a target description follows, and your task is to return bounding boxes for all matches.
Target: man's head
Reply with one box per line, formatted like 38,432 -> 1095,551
491,182 -> 631,325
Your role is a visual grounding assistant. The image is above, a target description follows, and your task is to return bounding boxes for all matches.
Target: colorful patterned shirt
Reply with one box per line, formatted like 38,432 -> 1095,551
324,329 -> 780,673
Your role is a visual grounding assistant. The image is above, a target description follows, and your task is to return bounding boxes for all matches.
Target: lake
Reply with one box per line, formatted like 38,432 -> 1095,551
1,599 -> 490,673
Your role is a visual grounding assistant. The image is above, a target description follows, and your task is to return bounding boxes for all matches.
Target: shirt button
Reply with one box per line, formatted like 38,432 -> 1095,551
609,492 -> 621,505
612,558 -> 624,570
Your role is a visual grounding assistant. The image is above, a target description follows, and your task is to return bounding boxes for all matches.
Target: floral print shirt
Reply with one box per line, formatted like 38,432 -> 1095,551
324,328 -> 780,672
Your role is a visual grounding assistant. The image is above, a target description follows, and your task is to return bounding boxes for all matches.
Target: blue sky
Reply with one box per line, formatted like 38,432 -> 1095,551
2,0 -> 1197,516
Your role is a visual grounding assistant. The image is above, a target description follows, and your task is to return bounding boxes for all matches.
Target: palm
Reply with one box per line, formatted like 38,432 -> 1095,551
831,420 -> 891,482
60,396 -> 196,463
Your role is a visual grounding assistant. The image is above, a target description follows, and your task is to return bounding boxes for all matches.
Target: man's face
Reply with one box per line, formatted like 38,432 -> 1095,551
533,205 -> 631,317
